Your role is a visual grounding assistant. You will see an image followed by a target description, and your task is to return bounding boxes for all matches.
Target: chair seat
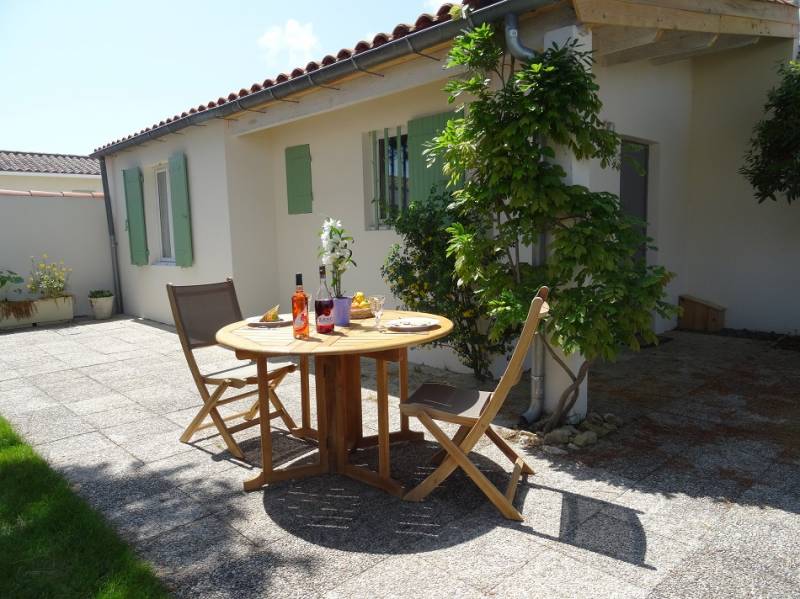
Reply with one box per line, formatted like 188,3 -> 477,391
202,361 -> 295,386
401,383 -> 492,425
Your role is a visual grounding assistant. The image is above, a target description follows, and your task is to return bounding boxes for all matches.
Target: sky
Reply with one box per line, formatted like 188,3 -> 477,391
0,0 -> 445,155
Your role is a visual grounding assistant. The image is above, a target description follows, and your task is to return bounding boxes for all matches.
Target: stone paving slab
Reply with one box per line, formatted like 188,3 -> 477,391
1,317 -> 799,598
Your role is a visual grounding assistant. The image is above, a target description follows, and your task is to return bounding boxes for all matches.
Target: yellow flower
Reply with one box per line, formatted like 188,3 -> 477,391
38,263 -> 45,269
42,253 -> 48,259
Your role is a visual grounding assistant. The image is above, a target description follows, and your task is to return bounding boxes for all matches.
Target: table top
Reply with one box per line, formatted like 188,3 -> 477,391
216,309 -> 454,357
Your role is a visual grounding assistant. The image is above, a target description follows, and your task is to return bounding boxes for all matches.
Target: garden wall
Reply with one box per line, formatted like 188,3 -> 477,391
0,190 -> 113,316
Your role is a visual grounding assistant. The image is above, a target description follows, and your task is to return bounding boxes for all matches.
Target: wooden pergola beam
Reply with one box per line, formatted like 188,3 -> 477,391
651,33 -> 760,65
592,25 -> 664,57
574,0 -> 799,39
596,30 -> 720,66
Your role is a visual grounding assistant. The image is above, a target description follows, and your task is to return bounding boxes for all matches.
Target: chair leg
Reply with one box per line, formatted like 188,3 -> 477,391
486,427 -> 535,474
407,414 -> 523,521
180,384 -> 227,443
208,407 -> 246,459
429,425 -> 469,466
269,388 -> 298,430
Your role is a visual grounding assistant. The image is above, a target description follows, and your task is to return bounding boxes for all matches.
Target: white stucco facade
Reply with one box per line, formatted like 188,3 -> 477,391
97,10 -> 800,420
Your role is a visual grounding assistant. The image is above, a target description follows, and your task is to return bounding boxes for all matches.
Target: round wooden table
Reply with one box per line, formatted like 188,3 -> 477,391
216,310 -> 454,495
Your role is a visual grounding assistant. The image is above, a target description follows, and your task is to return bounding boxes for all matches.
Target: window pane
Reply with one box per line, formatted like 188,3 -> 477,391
156,170 -> 172,259
374,132 -> 410,225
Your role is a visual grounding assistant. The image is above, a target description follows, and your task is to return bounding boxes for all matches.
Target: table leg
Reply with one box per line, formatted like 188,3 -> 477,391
300,355 -> 311,430
344,355 -> 362,449
376,358 -> 390,479
243,357 -> 273,491
399,348 -> 410,433
243,356 -> 328,492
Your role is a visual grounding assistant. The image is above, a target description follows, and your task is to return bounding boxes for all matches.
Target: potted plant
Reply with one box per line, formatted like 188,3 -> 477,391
88,289 -> 114,320
0,269 -> 36,329
26,255 -> 74,325
318,218 -> 356,326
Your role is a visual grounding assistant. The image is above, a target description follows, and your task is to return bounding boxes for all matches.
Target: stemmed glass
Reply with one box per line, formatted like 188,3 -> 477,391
369,295 -> 385,330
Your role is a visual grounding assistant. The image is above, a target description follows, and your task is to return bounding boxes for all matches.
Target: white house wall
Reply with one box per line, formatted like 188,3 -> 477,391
105,119 -> 234,324
590,58 -> 694,334
230,79 -> 476,371
687,38 -> 799,333
0,193 -> 112,315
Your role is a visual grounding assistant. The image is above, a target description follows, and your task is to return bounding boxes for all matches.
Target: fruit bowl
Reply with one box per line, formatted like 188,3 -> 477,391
350,307 -> 373,319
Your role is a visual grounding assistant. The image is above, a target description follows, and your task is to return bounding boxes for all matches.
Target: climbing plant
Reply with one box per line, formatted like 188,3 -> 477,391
428,23 -> 676,431
741,60 -> 800,205
382,189 -> 511,380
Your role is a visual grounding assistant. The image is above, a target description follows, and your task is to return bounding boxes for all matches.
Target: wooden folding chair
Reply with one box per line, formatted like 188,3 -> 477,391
166,279 -> 308,460
401,287 -> 549,520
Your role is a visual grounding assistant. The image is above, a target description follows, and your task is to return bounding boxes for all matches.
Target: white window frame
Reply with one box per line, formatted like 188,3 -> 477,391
363,125 -> 409,231
154,165 -> 176,264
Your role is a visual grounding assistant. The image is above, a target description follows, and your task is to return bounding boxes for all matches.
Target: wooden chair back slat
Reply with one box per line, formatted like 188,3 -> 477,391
477,287 -> 549,428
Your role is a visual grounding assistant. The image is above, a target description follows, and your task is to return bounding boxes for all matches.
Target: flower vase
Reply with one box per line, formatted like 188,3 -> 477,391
333,296 -> 352,326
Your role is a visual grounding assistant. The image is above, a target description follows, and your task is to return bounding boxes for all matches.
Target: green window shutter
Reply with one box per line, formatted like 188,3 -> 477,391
407,110 -> 454,204
168,152 -> 193,267
122,167 -> 149,266
285,144 -> 313,214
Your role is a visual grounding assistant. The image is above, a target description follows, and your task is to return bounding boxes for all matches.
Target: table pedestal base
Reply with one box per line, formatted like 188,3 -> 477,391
243,349 -> 414,497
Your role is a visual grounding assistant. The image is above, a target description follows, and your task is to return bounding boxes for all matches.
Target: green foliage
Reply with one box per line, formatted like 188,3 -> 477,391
0,415 -> 169,598
382,190 -> 510,380
89,289 -> 114,298
741,60 -> 800,204
0,270 -> 24,299
431,24 -> 676,366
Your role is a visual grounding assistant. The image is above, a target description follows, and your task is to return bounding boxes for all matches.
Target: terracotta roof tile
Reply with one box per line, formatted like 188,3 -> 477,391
99,0 -> 795,153
0,150 -> 100,175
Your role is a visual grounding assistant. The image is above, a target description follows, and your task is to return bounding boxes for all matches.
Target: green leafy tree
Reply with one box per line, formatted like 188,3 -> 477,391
741,60 -> 800,204
429,24 -> 676,431
382,190 -> 510,380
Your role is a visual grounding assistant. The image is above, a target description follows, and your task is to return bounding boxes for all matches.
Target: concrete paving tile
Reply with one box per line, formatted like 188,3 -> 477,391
754,460 -> 800,498
73,460 -> 174,514
6,405 -> 94,444
601,485 -> 732,546
103,415 -> 181,443
36,430 -> 118,461
105,488 -> 211,543
144,450 -> 245,494
116,430 -> 196,463
418,519 -> 547,592
123,383 -> 200,414
554,511 -> 696,589
324,554 -> 483,599
489,547 -> 648,599
80,405 -> 159,429
139,515 -> 256,585
649,547 -> 799,599
64,392 -> 136,416
0,386 -> 59,415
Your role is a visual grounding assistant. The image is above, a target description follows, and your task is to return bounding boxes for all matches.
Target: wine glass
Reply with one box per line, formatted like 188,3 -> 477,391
369,295 -> 386,330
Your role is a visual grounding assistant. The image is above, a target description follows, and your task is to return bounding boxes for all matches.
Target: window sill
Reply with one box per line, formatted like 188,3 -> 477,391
365,224 -> 394,232
151,259 -> 177,267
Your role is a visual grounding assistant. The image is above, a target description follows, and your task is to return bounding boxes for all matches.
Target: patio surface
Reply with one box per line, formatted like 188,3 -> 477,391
1,317 -> 799,598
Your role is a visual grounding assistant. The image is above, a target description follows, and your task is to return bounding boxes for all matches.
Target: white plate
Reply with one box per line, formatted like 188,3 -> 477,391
385,317 -> 440,332
246,315 -> 291,328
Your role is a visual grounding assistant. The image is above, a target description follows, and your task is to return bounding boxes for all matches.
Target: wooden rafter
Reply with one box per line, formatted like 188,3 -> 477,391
574,0 -> 799,39
651,33 -> 760,65
596,30 -> 720,65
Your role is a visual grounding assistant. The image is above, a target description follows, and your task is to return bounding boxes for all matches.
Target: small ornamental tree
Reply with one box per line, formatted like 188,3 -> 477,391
382,190 -> 510,380
741,60 -> 800,205
428,24 -> 676,431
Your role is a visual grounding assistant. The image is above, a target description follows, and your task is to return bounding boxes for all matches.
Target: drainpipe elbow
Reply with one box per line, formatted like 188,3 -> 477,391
504,13 -> 538,64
